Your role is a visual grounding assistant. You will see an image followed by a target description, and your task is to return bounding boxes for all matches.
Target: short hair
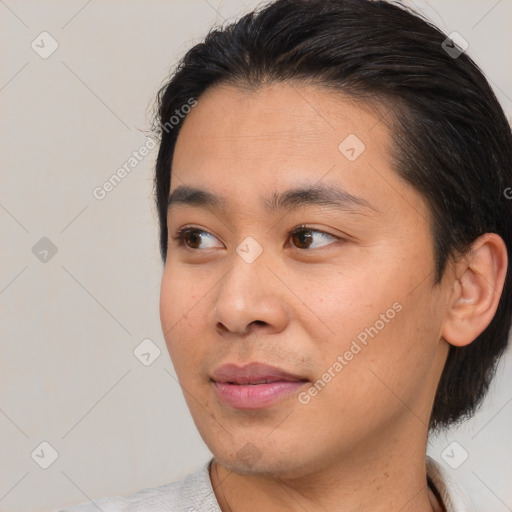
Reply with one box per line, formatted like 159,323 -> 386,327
152,0 -> 512,431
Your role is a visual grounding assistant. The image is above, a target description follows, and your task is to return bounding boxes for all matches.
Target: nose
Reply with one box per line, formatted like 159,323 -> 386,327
211,251 -> 289,337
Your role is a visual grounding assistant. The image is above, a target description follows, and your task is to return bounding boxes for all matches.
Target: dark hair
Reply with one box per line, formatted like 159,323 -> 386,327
152,0 -> 512,430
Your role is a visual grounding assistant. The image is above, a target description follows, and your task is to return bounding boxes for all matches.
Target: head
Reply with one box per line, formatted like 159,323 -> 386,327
154,0 -> 511,476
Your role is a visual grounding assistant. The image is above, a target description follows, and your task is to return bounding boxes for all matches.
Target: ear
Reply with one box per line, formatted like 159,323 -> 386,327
442,233 -> 508,347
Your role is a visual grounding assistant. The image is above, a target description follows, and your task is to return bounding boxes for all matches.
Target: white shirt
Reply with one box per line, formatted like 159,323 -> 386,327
59,456 -> 475,512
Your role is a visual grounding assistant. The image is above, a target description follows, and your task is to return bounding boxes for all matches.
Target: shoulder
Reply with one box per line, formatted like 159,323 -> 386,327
57,459 -> 220,512
426,456 -> 475,512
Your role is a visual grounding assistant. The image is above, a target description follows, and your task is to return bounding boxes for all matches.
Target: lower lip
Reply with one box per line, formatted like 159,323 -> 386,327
212,380 -> 307,409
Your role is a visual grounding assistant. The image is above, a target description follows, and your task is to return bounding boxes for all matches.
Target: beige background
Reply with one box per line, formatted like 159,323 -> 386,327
1,1 -> 511,511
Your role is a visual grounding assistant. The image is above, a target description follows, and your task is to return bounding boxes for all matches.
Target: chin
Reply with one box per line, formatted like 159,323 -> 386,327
210,437 -> 316,479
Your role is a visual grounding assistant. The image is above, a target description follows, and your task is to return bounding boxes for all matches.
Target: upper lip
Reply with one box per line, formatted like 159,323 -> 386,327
211,362 -> 308,385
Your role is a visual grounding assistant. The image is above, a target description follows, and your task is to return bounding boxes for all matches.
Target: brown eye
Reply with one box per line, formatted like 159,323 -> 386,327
291,229 -> 313,249
173,227 -> 222,250
289,227 -> 339,250
183,229 -> 203,249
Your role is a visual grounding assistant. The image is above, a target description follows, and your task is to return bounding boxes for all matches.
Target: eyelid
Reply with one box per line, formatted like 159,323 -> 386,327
289,224 -> 339,239
286,224 -> 342,249
173,224 -> 224,241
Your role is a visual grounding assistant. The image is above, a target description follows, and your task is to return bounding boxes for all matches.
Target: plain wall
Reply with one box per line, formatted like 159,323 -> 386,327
1,1 -> 511,511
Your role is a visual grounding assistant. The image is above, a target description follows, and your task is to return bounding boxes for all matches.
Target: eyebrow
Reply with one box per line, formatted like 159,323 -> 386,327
167,184 -> 376,215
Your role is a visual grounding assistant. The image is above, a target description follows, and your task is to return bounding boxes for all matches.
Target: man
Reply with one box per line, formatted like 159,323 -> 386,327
62,0 -> 511,510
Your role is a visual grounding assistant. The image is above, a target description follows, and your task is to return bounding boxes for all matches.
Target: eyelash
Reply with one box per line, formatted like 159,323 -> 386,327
171,224 -> 340,251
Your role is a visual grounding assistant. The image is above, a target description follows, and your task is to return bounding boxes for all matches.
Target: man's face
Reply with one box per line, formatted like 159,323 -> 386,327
160,82 -> 450,477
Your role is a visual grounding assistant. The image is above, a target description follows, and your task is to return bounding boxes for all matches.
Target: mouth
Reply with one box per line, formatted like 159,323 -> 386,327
222,379 -> 294,385
211,361 -> 307,384
210,362 -> 309,409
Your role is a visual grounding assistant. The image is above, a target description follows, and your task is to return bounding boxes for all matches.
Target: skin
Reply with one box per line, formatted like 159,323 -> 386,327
159,82 -> 507,512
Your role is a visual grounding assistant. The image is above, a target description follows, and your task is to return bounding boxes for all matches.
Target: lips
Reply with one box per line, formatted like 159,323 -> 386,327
210,362 -> 309,409
211,362 -> 308,385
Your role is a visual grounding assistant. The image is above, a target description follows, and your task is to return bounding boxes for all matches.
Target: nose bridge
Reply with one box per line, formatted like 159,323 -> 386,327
213,242 -> 287,335
219,245 -> 267,312
225,233 -> 268,294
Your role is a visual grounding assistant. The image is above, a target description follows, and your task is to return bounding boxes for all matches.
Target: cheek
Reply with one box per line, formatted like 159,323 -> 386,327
302,269 -> 383,350
160,262 -> 208,325
159,265 -> 207,363
314,286 -> 442,423
311,240 -> 434,351
159,268 -> 180,340
307,262 -> 437,378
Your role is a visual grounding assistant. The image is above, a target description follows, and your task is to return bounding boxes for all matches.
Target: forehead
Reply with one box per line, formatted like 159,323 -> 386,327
172,82 -> 391,168
169,82 -> 427,222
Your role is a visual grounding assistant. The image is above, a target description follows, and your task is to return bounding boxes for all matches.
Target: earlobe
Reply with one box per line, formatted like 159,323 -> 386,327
441,233 -> 508,348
